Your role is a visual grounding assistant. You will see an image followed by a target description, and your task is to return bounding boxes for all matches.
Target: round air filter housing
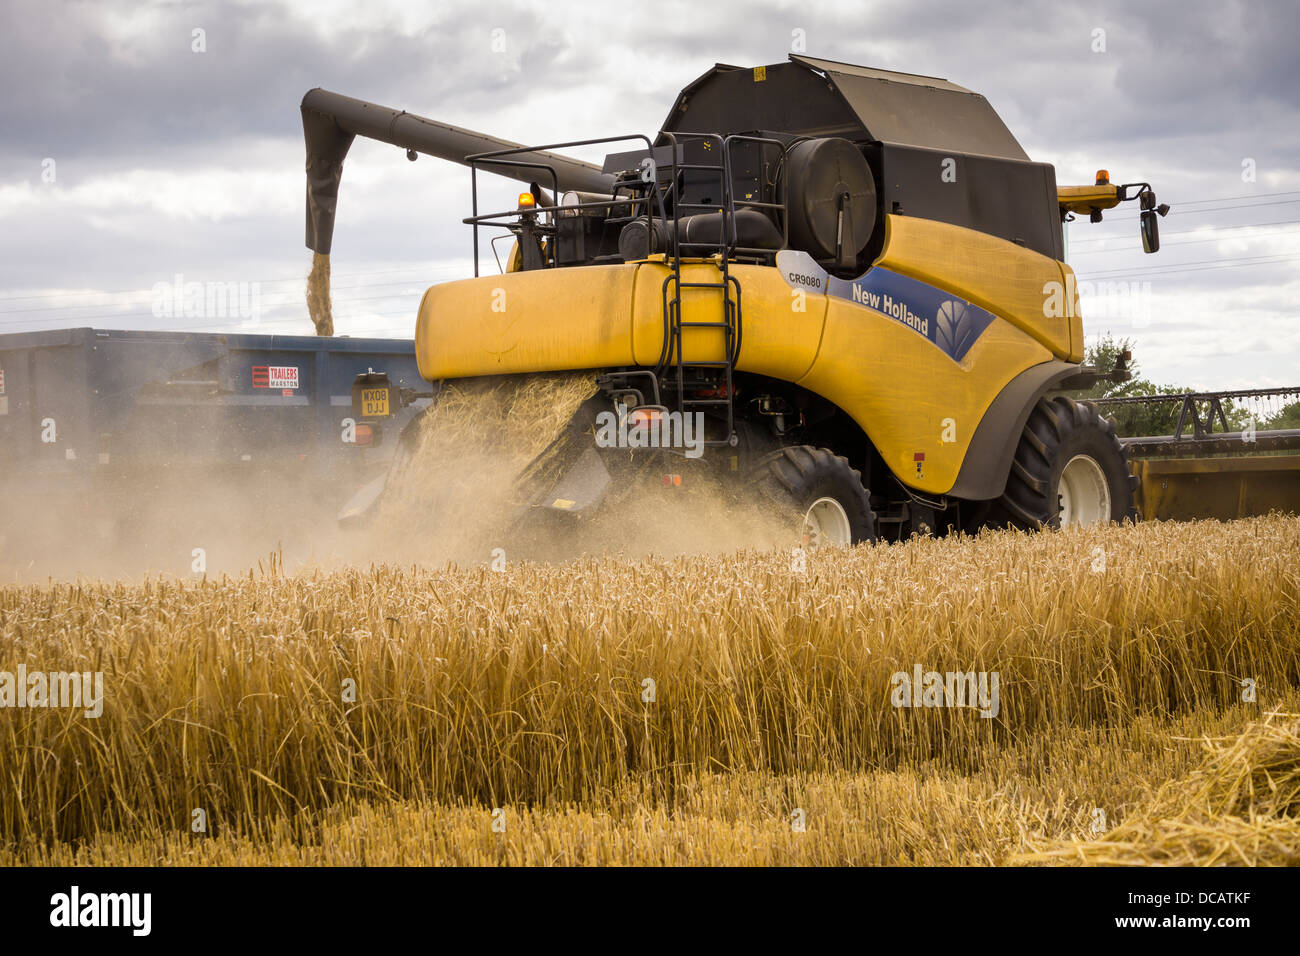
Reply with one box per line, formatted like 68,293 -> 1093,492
783,138 -> 876,263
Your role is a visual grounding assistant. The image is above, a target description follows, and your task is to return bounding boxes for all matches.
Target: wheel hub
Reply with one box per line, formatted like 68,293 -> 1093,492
802,496 -> 852,548
1058,454 -> 1111,526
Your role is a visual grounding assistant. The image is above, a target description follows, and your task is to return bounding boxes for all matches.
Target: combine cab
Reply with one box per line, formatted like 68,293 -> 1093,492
303,55 -> 1292,543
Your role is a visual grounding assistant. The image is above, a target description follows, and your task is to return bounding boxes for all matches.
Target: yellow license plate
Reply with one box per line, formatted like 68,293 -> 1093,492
361,387 -> 390,417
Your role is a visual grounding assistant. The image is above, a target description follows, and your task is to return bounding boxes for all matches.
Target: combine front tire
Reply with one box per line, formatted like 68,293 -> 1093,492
992,396 -> 1138,529
755,445 -> 877,546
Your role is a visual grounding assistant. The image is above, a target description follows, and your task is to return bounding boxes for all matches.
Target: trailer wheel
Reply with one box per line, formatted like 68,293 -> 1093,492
754,445 -> 877,546
992,396 -> 1138,529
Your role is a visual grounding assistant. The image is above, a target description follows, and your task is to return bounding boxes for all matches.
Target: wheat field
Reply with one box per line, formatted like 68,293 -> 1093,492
1,516 -> 1297,865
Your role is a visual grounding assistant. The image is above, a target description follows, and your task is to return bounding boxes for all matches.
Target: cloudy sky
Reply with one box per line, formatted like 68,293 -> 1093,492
1,0 -> 1297,388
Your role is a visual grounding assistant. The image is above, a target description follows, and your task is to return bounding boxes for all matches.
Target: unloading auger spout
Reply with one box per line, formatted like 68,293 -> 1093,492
300,87 -> 615,255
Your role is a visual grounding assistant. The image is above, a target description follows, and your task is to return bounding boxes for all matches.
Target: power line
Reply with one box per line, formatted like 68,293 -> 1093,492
0,286 -> 441,327
1070,222 -> 1300,255
1071,217 -> 1300,246
0,263 -> 469,305
1078,253 -> 1300,280
0,278 -> 439,319
1083,258 -> 1298,280
5,193 -> 1299,325
0,295 -> 424,326
1135,190 -> 1300,207
3,307 -> 423,336
0,264 -> 459,301
0,296 -> 428,329
1093,197 -> 1300,222
1082,251 -> 1297,277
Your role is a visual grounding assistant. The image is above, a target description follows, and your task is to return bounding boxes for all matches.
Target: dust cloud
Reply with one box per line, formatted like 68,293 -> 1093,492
0,372 -> 797,583
351,370 -> 795,567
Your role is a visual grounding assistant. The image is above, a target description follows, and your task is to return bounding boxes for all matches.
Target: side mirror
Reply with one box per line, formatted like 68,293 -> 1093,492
1140,209 -> 1160,253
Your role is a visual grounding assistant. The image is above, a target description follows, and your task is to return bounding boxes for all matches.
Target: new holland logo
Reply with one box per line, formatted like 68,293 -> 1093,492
775,250 -> 995,363
938,300 -> 966,325
936,300 -> 982,358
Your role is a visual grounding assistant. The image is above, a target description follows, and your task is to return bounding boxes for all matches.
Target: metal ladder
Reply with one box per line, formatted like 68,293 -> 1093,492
659,133 -> 742,448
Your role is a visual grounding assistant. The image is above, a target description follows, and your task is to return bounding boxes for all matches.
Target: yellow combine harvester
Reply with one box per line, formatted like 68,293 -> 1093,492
303,55 -> 1176,544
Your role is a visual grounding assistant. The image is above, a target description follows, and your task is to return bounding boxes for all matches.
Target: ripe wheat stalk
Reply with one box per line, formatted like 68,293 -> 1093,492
1,516 -> 1296,863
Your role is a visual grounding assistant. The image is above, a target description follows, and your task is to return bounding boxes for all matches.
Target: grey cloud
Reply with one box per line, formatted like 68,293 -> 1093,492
0,0 -> 1295,386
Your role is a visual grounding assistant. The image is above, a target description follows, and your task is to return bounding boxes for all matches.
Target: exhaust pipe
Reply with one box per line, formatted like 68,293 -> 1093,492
301,88 -> 615,254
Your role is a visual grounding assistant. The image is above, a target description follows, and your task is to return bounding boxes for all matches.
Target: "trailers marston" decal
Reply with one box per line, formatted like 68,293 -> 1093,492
776,250 -> 994,363
252,365 -> 299,389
